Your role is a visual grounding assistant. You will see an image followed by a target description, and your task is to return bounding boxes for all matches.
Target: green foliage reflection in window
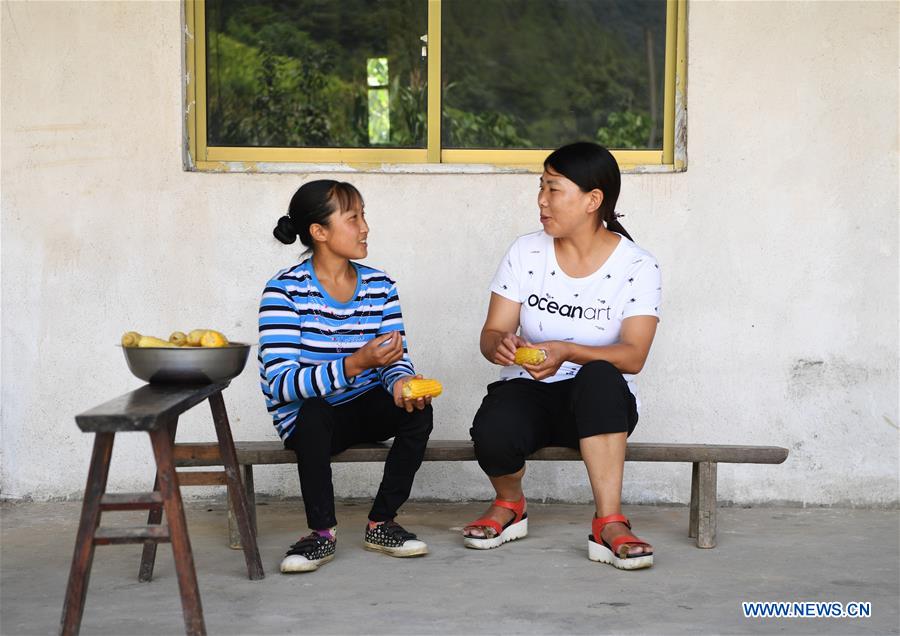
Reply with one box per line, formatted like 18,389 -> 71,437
205,0 -> 427,149
441,0 -> 666,150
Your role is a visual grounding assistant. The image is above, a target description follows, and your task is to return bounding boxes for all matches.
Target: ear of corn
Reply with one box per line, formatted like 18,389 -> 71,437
186,329 -> 209,346
138,336 -> 176,348
200,330 -> 229,347
514,347 -> 546,366
402,378 -> 443,399
121,328 -> 229,348
121,331 -> 142,347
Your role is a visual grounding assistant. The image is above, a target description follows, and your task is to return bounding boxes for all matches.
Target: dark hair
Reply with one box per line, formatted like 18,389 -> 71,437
273,180 -> 364,250
543,142 -> 632,240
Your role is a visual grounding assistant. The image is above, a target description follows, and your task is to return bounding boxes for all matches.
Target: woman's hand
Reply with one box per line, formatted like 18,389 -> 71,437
392,374 -> 432,412
488,332 -> 528,366
520,340 -> 571,381
345,332 -> 404,377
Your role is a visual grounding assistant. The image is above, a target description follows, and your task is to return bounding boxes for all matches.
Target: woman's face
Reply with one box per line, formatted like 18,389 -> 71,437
319,201 -> 369,260
537,167 -> 602,238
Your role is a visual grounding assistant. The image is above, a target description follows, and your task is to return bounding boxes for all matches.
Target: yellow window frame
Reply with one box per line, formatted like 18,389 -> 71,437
184,0 -> 687,173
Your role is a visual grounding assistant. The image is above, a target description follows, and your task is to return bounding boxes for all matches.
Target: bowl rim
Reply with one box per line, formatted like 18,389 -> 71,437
119,342 -> 256,350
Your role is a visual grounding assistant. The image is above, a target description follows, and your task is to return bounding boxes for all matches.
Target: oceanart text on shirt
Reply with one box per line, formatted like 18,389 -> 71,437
526,294 -> 611,320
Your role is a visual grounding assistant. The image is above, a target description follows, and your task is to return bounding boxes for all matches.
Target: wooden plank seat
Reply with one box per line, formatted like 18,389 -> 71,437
173,439 -> 789,550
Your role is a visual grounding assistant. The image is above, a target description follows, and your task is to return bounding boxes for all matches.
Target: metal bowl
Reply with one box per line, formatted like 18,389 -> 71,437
121,343 -> 252,384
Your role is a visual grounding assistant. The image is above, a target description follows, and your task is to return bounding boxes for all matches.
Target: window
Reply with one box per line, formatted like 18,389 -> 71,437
185,0 -> 686,171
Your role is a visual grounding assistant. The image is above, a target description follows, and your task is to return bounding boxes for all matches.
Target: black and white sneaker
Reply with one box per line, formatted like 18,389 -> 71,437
364,521 -> 428,557
280,532 -> 336,573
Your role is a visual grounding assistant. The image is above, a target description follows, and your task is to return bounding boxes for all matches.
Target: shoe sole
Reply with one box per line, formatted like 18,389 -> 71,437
463,518 -> 528,550
363,542 -> 428,557
280,553 -> 334,573
588,539 -> 653,570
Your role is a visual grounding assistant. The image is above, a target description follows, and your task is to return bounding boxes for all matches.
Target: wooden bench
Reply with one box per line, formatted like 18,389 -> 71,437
173,439 -> 788,549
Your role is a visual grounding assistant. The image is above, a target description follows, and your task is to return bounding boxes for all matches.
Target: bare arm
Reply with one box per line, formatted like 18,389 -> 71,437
522,315 -> 658,380
480,293 -> 527,366
563,315 -> 658,375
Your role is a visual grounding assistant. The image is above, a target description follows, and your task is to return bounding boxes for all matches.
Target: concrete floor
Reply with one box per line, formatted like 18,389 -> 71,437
1,499 -> 898,635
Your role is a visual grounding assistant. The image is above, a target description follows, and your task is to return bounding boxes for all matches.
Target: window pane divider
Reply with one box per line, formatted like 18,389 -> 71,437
427,0 -> 442,163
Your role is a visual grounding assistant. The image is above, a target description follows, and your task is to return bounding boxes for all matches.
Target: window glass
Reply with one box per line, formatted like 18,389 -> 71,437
441,0 -> 667,149
205,0 -> 428,148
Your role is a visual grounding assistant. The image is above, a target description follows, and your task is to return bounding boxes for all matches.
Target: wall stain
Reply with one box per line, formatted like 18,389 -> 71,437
883,416 -> 898,431
790,359 -> 825,375
787,357 -> 876,400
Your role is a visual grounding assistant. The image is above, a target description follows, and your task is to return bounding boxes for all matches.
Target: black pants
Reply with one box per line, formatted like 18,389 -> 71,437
470,360 -> 638,477
284,388 -> 433,529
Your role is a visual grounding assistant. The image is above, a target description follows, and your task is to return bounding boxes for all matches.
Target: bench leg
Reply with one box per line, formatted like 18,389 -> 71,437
689,463 -> 699,538
228,466 -> 256,550
208,392 -> 264,580
149,423 -> 206,636
60,432 -> 115,636
139,417 -> 178,582
692,461 -> 717,549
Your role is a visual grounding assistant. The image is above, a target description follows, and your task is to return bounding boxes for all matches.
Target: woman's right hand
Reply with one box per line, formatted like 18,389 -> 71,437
345,331 -> 404,377
488,332 -> 527,366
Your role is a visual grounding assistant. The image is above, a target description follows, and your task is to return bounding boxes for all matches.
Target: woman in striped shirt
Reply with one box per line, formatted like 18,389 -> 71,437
260,180 -> 435,574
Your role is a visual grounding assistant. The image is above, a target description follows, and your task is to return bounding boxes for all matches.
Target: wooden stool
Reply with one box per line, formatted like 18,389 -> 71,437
60,382 -> 264,636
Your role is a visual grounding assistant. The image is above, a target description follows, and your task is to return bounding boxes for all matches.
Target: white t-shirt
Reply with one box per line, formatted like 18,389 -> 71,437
490,230 -> 661,409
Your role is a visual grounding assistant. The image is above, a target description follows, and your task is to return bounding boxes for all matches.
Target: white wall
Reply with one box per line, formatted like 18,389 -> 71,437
2,1 -> 897,506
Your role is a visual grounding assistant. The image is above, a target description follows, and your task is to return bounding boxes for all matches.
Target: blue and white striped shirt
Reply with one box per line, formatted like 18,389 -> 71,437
258,259 -> 415,441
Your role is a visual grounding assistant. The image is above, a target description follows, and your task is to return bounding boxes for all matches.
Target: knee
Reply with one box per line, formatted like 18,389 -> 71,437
471,416 -> 521,474
574,360 -> 620,385
571,361 -> 628,409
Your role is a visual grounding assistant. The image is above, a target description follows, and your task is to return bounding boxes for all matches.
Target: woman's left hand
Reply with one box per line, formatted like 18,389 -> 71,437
392,374 -> 432,412
520,341 -> 571,381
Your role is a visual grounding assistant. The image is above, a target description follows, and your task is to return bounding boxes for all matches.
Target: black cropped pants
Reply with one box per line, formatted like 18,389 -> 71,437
284,388 -> 433,530
470,360 -> 638,477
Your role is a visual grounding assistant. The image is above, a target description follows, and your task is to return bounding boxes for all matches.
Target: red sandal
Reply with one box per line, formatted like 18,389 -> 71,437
462,496 -> 528,550
588,513 -> 654,570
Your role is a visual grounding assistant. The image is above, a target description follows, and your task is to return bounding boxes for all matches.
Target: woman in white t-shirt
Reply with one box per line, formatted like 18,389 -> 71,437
462,142 -> 661,570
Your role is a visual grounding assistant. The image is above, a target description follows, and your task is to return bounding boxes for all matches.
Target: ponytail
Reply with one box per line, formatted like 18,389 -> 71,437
603,210 -> 632,242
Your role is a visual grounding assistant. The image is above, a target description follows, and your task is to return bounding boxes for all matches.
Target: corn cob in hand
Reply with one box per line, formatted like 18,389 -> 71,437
514,347 -> 546,366
402,378 -> 443,399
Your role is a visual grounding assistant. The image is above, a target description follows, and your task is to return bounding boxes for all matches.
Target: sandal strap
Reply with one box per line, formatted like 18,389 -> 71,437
608,533 -> 652,555
592,513 -> 631,539
463,517 -> 502,537
492,496 -> 526,519
463,497 -> 526,538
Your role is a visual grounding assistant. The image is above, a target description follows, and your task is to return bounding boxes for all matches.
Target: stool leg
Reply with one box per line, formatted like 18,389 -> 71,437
60,432 -> 115,636
208,392 -> 265,580
139,417 -> 178,582
149,423 -> 206,636
228,466 -> 256,550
